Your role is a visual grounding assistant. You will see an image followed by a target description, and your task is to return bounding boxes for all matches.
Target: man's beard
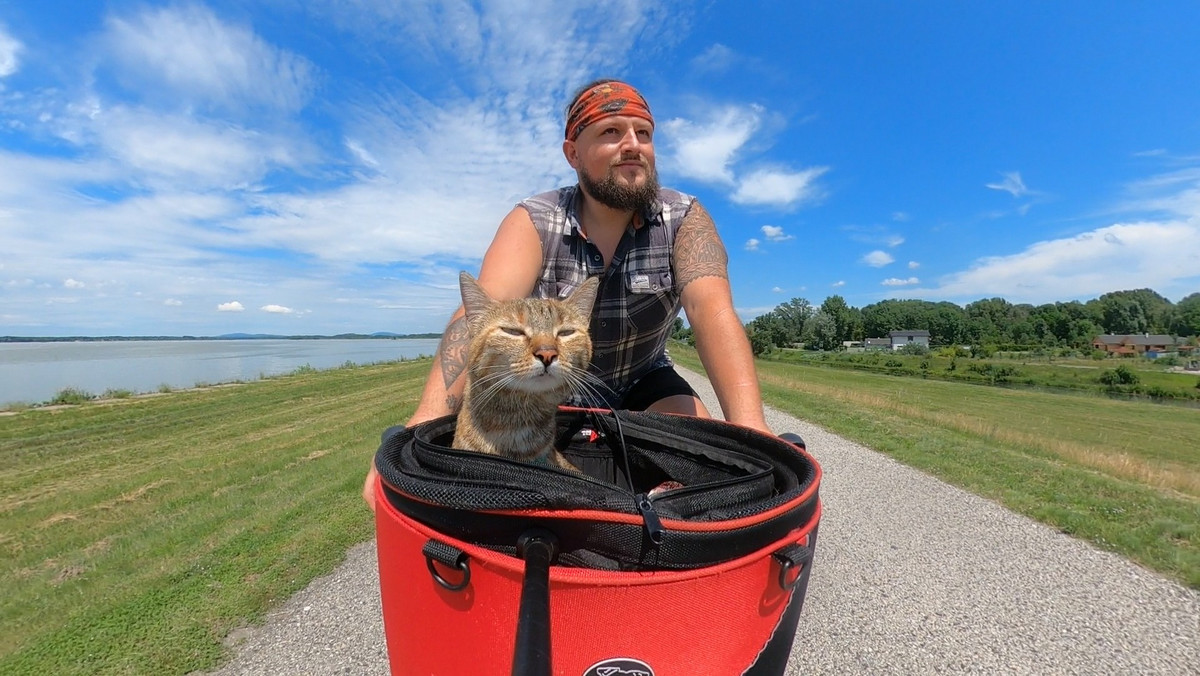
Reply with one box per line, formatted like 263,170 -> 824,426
579,162 -> 660,213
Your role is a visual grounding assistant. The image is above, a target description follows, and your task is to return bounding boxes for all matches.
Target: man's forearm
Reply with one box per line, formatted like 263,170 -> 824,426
408,310 -> 471,425
692,306 -> 770,433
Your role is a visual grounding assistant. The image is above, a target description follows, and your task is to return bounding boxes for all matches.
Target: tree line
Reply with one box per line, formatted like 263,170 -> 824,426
730,288 -> 1200,354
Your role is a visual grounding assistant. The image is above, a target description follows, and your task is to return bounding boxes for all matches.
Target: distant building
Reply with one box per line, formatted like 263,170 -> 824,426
888,329 -> 931,351
1092,334 -> 1179,357
863,338 -> 892,351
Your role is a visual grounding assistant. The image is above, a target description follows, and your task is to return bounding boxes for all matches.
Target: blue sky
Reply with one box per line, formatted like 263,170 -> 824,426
2,1 -> 1198,337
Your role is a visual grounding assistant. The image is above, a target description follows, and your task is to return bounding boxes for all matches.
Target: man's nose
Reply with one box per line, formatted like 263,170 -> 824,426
619,127 -> 643,151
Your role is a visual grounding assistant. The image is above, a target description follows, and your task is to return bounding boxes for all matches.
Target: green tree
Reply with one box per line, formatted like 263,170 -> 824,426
1098,295 -> 1149,335
1172,292 -> 1200,337
819,295 -> 863,346
774,298 -> 815,345
747,312 -> 790,349
964,297 -> 1015,345
927,302 -> 968,346
1099,289 -> 1174,332
802,311 -> 840,351
861,299 -> 936,338
747,325 -> 773,356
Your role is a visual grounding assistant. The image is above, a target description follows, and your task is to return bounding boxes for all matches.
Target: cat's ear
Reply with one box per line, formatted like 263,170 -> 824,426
565,275 -> 600,317
459,271 -> 494,327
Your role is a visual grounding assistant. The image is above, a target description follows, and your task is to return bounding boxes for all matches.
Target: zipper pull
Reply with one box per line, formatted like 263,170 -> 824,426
636,493 -> 664,544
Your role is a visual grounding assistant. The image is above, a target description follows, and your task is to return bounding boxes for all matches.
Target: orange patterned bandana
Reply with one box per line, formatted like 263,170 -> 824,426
564,81 -> 654,141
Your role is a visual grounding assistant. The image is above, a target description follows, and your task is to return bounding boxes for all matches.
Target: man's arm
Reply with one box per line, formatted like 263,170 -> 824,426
363,206 -> 544,510
406,206 -> 545,425
675,200 -> 771,435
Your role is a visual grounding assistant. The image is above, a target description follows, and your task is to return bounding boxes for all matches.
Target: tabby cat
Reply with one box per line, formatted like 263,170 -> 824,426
452,271 -> 600,471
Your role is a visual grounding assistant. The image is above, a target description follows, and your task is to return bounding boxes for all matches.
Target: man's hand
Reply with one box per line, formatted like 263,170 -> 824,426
362,464 -> 379,513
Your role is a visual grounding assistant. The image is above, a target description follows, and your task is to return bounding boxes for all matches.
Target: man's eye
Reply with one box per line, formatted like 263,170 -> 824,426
501,327 -> 525,336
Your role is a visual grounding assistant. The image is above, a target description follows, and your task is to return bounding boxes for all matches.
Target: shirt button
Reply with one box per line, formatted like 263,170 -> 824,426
600,321 -> 607,327
592,255 -> 601,262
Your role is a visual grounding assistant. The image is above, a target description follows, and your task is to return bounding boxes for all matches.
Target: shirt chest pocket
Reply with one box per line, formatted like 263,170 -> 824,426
624,269 -> 675,333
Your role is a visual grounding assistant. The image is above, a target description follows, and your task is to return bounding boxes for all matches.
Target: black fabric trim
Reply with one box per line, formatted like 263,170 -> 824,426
375,408 -> 820,571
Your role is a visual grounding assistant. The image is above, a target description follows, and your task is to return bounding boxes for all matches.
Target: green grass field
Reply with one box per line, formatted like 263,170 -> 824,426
1,361 -> 425,674
2,351 -> 1197,674
672,345 -> 1200,589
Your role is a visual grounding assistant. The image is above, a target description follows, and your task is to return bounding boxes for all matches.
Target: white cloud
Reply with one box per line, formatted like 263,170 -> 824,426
663,102 -> 827,209
771,286 -> 784,293
913,219 -> 1200,303
164,298 -> 183,306
345,139 -> 380,168
88,106 -> 304,187
732,167 -> 828,208
832,280 -> 845,287
986,171 -> 1031,198
745,238 -> 760,251
892,211 -> 910,222
662,105 -> 761,185
691,43 -> 737,73
101,4 -> 314,112
761,225 -> 794,242
886,235 -> 905,247
862,250 -> 894,267
261,304 -> 294,314
64,278 -> 86,289
217,301 -> 245,312
0,24 -> 21,78
908,261 -> 920,269
882,277 -> 920,286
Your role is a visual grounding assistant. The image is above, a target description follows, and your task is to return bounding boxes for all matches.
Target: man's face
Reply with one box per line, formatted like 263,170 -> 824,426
564,115 -> 659,212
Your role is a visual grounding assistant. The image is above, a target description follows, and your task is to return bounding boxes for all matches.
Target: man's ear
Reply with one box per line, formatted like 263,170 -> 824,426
562,139 -> 579,169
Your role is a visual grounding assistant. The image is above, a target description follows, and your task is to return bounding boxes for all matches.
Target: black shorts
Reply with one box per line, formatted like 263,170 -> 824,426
618,366 -> 700,411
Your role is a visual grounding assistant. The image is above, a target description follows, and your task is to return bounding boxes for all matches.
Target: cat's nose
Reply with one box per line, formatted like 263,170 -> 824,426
534,347 -> 558,369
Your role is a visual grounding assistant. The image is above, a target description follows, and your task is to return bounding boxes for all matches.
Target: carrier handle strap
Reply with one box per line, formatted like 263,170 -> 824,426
512,529 -> 558,676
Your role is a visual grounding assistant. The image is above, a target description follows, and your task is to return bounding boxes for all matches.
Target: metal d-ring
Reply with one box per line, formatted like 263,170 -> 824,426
776,556 -> 799,590
773,543 -> 812,591
423,540 -> 471,591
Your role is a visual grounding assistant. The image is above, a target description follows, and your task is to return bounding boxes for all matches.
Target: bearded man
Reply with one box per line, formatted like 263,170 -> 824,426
363,79 -> 770,510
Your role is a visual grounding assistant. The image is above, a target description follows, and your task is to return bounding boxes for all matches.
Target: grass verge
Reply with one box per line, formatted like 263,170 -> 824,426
1,359 -> 428,674
671,344 -> 1199,589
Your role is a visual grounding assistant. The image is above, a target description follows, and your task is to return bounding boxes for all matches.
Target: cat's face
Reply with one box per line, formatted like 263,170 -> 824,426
459,272 -> 599,396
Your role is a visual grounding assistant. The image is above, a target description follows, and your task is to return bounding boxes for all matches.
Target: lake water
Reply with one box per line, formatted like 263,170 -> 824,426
0,339 -> 440,407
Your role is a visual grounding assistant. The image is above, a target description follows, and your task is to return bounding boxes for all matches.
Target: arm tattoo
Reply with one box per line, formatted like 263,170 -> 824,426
438,315 -> 470,390
674,200 -> 729,291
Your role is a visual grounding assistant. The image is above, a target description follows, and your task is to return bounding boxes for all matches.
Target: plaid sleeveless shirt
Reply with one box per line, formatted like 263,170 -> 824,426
519,185 -> 696,405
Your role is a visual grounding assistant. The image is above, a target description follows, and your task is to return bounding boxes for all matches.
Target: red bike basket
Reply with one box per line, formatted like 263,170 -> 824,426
373,408 -> 821,675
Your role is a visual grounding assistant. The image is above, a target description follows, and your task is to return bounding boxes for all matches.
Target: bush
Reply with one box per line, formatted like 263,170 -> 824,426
973,344 -> 999,359
49,388 -> 95,405
1098,365 -> 1140,387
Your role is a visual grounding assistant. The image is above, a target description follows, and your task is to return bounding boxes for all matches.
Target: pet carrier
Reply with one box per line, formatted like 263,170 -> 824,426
373,407 -> 821,675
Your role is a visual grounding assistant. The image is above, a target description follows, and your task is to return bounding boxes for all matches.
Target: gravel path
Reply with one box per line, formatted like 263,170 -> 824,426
204,368 -> 1199,675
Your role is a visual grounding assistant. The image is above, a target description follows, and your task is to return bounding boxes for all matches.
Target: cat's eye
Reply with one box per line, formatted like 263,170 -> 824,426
557,329 -> 576,337
500,327 -> 525,337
